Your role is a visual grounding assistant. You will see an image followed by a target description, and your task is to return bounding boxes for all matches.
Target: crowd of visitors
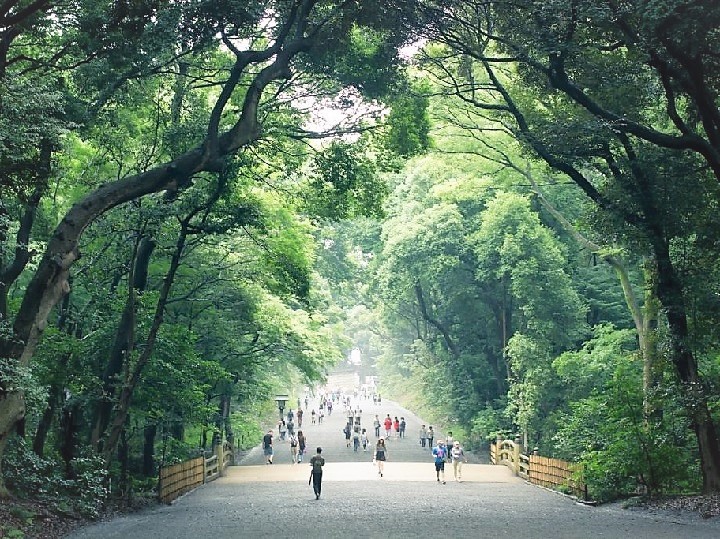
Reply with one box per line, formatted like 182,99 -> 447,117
265,388 -> 471,499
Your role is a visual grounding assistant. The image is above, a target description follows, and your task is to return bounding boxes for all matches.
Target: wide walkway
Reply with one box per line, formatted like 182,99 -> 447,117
66,395 -> 720,538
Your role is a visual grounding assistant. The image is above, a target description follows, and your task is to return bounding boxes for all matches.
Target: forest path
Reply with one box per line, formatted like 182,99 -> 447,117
66,396 -> 720,538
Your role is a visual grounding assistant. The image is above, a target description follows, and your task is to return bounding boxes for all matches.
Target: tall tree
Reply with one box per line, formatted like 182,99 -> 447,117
418,0 -> 720,492
0,0 -> 420,494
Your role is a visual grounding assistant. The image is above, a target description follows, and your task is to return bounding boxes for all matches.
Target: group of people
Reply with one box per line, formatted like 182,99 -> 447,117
262,392 -> 471,500
377,414 -> 406,438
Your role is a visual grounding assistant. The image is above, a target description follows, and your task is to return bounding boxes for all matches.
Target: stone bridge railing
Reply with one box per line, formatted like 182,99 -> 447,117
490,435 -> 587,500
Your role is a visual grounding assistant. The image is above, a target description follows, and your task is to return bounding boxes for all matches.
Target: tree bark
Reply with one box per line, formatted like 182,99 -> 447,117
142,423 -> 157,477
91,236 -> 156,450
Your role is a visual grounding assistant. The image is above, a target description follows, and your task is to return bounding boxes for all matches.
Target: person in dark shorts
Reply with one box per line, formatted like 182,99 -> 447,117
262,430 -> 274,464
432,439 -> 447,483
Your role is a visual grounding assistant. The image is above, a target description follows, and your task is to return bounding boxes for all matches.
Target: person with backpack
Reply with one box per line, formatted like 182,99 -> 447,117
451,440 -> 468,482
289,432 -> 299,464
309,447 -> 325,500
432,439 -> 447,484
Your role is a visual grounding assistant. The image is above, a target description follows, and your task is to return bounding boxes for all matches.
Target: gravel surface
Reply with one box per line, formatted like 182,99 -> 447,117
63,397 -> 720,539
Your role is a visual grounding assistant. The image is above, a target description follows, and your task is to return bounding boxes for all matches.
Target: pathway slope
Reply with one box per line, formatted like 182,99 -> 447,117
66,396 -> 720,538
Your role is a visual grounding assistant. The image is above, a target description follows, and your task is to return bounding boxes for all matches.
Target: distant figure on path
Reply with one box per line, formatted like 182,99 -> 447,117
278,419 -> 286,441
383,415 -> 392,438
432,440 -> 447,484
373,415 -> 381,437
361,428 -> 369,451
289,432 -> 299,464
311,409 -> 316,424
343,422 -> 352,447
263,430 -> 274,465
297,408 -> 304,428
451,440 -> 467,482
374,438 -> 387,478
309,447 -> 325,500
399,417 -> 406,438
445,431 -> 454,449
427,426 -> 434,449
393,416 -> 400,437
419,425 -> 427,448
353,427 -> 360,452
298,430 -> 307,463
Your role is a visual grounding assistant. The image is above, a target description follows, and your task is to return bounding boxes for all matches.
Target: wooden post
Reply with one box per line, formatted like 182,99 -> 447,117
513,435 -> 523,475
216,443 -> 225,477
202,450 -> 208,484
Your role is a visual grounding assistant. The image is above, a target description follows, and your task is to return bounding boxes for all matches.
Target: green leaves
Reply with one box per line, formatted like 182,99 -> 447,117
305,141 -> 387,221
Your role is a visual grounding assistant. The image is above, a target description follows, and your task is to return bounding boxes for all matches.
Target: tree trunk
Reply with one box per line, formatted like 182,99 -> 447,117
142,423 -> 157,477
653,237 -> 720,491
32,384 -> 61,458
59,399 -> 81,479
91,236 -> 156,449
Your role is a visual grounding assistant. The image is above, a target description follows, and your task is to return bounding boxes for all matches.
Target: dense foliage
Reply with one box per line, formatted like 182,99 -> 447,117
2,0 -> 720,511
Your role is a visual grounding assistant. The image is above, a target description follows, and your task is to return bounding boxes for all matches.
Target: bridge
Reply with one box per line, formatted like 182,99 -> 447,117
67,396 -> 720,539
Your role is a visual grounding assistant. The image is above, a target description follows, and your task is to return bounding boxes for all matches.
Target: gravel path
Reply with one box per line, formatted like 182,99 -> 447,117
65,397 -> 720,538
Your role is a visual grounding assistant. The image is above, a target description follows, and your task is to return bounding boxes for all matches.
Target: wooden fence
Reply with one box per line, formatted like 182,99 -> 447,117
158,441 -> 234,504
490,436 -> 587,500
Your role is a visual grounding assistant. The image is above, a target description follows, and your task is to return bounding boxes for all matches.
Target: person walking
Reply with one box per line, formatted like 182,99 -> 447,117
432,439 -> 447,484
297,430 -> 307,463
374,438 -> 387,478
309,447 -> 325,500
393,416 -> 400,438
278,419 -> 286,441
399,417 -> 406,438
383,414 -> 392,438
373,415 -> 381,437
361,428 -> 369,451
311,409 -> 316,424
445,431 -> 454,449
343,422 -> 352,447
262,430 -> 274,465
289,432 -> 299,464
352,427 -> 360,452
297,408 -> 304,428
451,440 -> 467,482
427,426 -> 434,449
419,424 -> 427,448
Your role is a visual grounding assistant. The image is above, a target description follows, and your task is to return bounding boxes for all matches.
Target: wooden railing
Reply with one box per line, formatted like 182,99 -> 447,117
158,441 -> 234,504
490,436 -> 587,500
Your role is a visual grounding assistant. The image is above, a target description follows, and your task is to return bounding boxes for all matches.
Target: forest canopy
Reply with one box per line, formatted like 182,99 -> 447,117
1,0 -> 720,508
